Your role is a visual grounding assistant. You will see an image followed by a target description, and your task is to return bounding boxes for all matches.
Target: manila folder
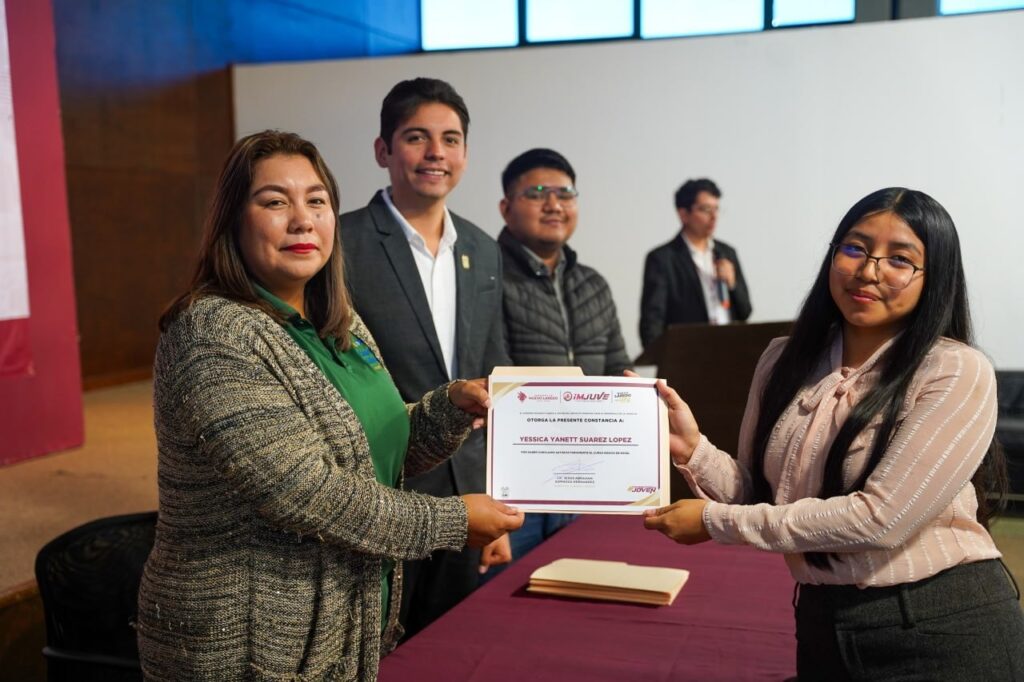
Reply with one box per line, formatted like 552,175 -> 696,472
528,558 -> 689,606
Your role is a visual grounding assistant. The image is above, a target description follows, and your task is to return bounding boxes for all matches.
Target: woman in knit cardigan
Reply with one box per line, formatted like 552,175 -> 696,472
136,130 -> 523,681
644,188 -> 1023,680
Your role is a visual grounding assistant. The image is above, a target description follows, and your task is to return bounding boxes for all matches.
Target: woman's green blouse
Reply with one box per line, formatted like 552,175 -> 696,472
255,285 -> 409,626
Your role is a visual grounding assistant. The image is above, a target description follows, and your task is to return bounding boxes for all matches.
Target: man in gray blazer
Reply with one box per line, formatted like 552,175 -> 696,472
339,78 -> 508,638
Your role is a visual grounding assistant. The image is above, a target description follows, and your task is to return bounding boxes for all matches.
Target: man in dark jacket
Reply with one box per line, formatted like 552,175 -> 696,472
639,178 -> 752,349
496,147 -> 631,560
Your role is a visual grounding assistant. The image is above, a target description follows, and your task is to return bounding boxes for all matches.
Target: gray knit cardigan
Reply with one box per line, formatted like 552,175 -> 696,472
137,296 -> 472,681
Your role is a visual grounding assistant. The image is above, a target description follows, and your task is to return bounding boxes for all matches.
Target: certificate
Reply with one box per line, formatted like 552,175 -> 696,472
487,372 -> 669,514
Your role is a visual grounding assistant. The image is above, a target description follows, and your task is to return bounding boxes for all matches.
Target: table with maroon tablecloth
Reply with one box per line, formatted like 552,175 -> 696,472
379,515 -> 796,681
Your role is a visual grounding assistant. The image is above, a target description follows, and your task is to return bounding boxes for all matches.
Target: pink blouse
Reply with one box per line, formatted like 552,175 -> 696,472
679,335 -> 1001,587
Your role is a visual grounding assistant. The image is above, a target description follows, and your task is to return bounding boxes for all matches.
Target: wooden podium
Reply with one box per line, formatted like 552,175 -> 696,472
636,321 -> 792,501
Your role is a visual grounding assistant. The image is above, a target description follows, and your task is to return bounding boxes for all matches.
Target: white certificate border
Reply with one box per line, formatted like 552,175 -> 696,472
487,377 -> 669,514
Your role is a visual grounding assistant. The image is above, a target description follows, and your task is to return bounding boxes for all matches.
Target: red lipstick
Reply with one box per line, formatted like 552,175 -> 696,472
284,243 -> 317,254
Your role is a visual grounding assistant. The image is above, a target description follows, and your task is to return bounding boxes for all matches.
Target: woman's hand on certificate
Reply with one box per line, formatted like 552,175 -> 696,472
449,378 -> 491,429
642,500 -> 712,545
624,371 -> 701,466
462,494 -> 525,548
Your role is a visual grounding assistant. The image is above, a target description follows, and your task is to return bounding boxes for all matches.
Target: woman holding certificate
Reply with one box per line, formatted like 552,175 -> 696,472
136,130 -> 522,681
644,188 -> 1024,680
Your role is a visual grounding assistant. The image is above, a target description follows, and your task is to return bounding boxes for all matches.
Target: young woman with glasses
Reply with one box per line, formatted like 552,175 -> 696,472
643,187 -> 1023,680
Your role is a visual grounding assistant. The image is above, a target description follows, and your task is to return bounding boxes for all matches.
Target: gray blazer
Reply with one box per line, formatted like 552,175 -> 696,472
339,191 -> 508,497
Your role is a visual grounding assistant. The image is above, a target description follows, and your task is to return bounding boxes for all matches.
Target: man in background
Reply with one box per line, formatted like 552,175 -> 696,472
340,77 -> 509,637
639,178 -> 751,349
496,147 -> 631,561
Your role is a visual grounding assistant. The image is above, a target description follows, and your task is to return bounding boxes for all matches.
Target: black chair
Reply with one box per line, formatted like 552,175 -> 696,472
34,511 -> 157,682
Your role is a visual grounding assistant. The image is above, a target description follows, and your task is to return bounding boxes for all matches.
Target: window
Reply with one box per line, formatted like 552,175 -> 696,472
772,0 -> 855,27
421,0 -> 519,51
939,0 -> 1024,14
641,0 -> 764,39
526,0 -> 634,42
418,0 -> 971,53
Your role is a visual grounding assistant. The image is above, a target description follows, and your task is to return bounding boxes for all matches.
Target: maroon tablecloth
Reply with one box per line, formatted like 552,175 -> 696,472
379,515 -> 796,681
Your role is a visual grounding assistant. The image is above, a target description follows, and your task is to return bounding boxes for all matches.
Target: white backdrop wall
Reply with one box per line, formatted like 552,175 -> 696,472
234,11 -> 1024,368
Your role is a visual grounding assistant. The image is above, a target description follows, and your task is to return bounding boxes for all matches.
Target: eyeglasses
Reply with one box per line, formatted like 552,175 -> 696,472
516,185 -> 579,203
830,243 -> 925,290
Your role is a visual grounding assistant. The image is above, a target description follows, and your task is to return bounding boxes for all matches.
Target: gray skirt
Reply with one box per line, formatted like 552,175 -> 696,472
794,559 -> 1024,681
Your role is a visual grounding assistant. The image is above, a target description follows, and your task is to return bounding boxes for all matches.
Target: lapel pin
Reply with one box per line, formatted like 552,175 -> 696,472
461,254 -> 471,270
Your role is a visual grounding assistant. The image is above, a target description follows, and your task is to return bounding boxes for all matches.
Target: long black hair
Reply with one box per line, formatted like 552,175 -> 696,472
748,188 -> 1006,569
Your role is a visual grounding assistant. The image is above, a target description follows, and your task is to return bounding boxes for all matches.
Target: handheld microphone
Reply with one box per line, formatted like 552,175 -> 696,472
712,247 -> 731,310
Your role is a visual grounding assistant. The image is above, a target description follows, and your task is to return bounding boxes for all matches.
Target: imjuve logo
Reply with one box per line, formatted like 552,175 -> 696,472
562,391 -> 611,402
517,391 -> 527,402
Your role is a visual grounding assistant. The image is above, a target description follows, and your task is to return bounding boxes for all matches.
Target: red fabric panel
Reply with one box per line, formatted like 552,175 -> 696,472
380,515 -> 796,681
0,317 -> 31,378
0,0 -> 83,465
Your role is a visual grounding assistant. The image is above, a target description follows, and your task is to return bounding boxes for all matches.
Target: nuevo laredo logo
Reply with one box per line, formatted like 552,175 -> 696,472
562,391 -> 611,402
628,485 -> 657,494
522,391 -> 559,402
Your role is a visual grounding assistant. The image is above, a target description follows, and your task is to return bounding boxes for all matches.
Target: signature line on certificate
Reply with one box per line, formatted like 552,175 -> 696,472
544,459 -> 603,483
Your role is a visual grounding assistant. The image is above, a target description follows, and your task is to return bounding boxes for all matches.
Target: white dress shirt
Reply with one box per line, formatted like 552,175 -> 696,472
381,187 -> 459,379
682,233 -> 730,325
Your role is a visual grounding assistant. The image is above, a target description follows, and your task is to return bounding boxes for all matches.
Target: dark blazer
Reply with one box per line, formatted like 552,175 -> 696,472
639,234 -> 752,349
339,191 -> 507,497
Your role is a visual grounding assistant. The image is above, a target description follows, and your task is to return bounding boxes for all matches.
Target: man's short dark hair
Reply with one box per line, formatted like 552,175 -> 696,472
379,77 -> 470,152
501,148 -> 576,196
674,178 -> 721,210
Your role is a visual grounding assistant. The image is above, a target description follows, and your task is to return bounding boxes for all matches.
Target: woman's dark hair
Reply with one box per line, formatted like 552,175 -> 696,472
160,130 -> 353,349
748,187 -> 1006,569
